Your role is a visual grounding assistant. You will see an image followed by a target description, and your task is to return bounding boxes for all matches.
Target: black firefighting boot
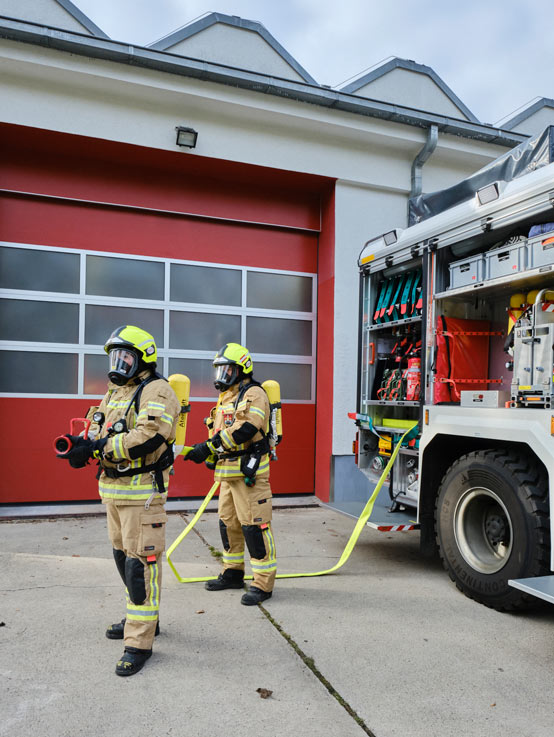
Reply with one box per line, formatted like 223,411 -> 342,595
115,647 -> 152,677
204,568 -> 244,591
106,618 -> 160,640
241,586 -> 273,606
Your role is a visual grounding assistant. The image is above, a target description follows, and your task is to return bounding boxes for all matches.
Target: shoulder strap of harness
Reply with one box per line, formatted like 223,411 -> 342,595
124,371 -> 167,420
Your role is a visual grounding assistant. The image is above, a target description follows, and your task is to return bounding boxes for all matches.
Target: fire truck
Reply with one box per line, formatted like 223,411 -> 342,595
352,126 -> 554,610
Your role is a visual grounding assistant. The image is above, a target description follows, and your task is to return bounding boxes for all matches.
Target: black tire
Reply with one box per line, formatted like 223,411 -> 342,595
435,449 -> 550,611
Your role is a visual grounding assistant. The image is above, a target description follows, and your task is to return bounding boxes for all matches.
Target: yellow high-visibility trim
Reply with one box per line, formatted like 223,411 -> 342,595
166,423 -> 417,584
126,613 -> 158,621
360,253 -> 375,264
127,603 -> 158,612
249,406 -> 265,419
221,429 -> 234,448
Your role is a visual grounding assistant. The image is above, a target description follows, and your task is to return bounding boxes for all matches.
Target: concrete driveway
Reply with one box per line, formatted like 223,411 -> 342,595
2,503 -> 553,737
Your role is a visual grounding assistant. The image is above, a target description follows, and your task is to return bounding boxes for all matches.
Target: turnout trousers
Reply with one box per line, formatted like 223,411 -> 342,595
106,501 -> 166,650
217,476 -> 277,592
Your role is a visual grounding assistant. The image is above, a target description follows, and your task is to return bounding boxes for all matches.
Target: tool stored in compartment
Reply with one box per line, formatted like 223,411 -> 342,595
373,268 -> 422,324
511,288 -> 554,407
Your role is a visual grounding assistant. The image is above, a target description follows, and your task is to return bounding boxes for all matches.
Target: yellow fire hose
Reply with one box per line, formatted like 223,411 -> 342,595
166,423 -> 417,583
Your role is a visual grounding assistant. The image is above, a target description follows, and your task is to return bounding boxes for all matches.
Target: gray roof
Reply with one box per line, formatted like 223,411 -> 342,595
0,16 -> 526,149
54,0 -> 109,38
148,12 -> 317,85
502,97 -> 554,131
339,57 -> 479,124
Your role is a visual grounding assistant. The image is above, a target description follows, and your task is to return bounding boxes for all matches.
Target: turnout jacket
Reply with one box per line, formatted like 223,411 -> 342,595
87,371 -> 179,505
210,379 -> 270,482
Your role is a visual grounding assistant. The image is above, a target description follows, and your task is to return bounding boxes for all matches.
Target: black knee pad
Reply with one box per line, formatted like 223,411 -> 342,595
125,557 -> 147,605
113,548 -> 126,584
242,524 -> 266,560
219,519 -> 230,551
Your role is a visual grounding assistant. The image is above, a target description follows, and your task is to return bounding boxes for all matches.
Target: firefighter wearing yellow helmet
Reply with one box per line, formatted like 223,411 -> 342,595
186,342 -> 277,604
63,325 -> 179,676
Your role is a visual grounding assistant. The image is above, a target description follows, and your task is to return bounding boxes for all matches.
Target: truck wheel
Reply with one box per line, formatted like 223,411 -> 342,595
435,449 -> 549,611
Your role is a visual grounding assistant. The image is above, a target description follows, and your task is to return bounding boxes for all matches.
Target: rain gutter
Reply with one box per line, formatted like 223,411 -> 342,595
0,16 -> 528,149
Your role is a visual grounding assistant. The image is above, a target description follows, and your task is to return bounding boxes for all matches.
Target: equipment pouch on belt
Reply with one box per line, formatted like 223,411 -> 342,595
240,438 -> 269,479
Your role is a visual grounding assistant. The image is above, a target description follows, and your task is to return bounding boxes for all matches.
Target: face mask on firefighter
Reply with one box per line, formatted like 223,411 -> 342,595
109,348 -> 139,385
214,363 -> 240,390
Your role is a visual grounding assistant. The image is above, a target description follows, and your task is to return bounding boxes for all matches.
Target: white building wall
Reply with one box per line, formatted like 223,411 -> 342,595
510,107 -> 554,137
160,23 -> 306,82
354,68 -> 468,120
0,0 -> 93,34
0,35 -> 514,464
333,182 -> 408,455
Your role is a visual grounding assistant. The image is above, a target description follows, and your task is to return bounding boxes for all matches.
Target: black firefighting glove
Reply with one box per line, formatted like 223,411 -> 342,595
184,434 -> 222,464
58,436 -> 107,468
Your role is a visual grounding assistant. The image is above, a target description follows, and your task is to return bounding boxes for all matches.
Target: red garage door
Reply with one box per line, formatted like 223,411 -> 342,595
0,124 -> 334,503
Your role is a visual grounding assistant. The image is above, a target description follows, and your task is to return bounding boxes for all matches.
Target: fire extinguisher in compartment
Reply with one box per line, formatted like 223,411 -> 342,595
405,357 -> 421,401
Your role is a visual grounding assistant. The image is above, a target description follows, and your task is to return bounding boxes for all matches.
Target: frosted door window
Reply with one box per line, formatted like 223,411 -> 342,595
0,351 -> 77,393
85,306 -> 164,347
171,264 -> 241,306
170,312 -> 240,351
247,317 -> 312,355
0,247 -> 79,293
247,272 -> 312,312
255,362 -> 312,400
86,256 -> 164,300
0,299 -> 79,343
168,358 -> 217,398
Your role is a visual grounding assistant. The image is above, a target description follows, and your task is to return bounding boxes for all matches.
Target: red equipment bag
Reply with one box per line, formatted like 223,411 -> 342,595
434,316 -> 491,403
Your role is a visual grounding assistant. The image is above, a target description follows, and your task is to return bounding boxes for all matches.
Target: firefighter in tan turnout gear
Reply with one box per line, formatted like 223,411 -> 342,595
57,326 -> 179,676
185,343 -> 276,605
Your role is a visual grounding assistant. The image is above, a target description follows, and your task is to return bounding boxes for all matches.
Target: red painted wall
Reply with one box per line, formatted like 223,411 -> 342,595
0,398 -> 314,504
314,186 -> 336,503
0,124 -> 335,504
1,123 -> 322,231
0,194 -> 318,273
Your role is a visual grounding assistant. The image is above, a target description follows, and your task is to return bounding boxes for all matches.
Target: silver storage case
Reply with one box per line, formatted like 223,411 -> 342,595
448,254 -> 485,289
527,231 -> 554,269
460,390 -> 511,408
485,241 -> 527,280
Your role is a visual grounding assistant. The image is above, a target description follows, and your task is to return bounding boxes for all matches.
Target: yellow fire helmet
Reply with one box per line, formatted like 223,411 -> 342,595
104,325 -> 157,385
213,342 -> 253,390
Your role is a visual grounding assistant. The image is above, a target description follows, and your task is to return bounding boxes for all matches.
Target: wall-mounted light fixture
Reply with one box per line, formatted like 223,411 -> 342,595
175,126 -> 198,149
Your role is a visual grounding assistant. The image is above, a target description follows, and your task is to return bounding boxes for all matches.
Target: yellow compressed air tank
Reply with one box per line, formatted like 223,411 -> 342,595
527,290 -> 540,306
168,374 -> 191,455
508,293 -> 527,334
262,380 -> 282,459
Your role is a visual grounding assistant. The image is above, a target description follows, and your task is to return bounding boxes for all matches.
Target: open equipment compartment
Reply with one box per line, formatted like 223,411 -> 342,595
357,251 -> 423,509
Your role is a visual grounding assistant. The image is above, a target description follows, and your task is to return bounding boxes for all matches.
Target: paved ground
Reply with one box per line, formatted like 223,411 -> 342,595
2,503 -> 554,737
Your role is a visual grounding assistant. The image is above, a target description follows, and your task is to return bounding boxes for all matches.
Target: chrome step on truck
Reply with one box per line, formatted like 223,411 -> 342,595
509,576 -> 554,604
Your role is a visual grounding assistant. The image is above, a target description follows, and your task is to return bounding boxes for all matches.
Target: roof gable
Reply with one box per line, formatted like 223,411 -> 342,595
501,98 -> 554,136
339,58 -> 478,123
0,0 -> 108,37
148,12 -> 316,84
